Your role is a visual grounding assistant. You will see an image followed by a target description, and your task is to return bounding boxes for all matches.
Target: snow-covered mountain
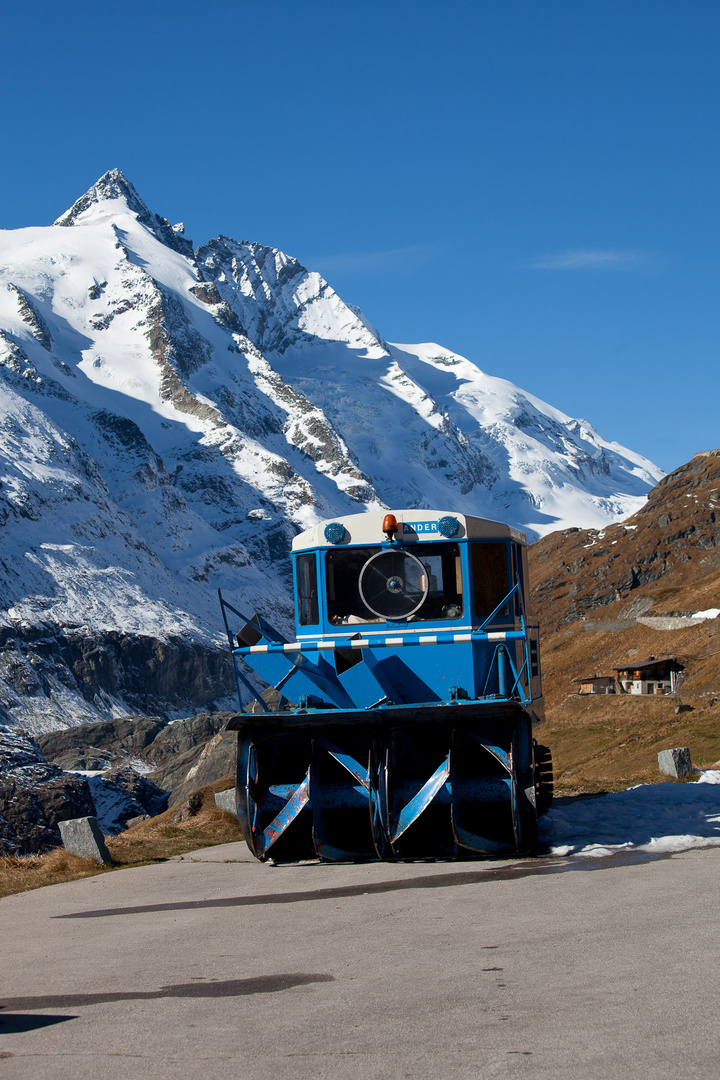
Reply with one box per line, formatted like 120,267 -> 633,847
0,170 -> 663,734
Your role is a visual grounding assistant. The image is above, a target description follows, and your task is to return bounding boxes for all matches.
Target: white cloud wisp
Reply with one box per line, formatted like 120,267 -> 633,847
522,248 -> 657,271
306,243 -> 440,278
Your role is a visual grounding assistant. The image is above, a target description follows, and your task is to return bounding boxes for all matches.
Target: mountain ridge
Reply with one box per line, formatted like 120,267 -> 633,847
0,169 -> 663,733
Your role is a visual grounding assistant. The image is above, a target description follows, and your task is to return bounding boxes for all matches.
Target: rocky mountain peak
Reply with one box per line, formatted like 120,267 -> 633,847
196,233 -> 387,357
54,168 -> 147,223
54,168 -> 194,257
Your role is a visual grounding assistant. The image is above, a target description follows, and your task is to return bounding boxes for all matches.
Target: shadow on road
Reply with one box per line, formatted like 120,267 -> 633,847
0,974 -> 335,1014
55,850 -> 670,920
0,1010 -> 78,1033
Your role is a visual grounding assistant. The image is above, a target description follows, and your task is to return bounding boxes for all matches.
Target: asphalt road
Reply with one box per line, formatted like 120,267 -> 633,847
1,843 -> 718,1079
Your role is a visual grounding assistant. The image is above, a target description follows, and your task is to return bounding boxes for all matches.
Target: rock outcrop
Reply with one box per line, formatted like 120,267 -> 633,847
0,726 -> 95,854
38,711 -> 235,809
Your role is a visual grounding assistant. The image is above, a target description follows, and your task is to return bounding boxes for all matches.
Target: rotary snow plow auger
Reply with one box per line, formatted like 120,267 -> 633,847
219,511 -> 553,863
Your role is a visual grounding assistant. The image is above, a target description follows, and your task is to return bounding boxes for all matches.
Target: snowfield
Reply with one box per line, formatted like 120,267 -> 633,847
541,771 -> 720,858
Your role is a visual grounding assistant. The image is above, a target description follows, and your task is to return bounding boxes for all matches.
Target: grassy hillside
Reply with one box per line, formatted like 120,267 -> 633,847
529,452 -> 720,793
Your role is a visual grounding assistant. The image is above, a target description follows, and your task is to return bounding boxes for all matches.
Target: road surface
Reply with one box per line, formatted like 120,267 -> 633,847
1,843 -> 718,1078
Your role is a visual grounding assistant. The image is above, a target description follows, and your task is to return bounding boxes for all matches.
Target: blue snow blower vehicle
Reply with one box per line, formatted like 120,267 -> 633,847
219,510 -> 552,862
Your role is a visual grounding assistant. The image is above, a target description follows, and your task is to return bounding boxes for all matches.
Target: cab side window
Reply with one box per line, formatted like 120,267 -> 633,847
511,542 -> 526,616
472,542 -> 509,620
296,552 -> 319,626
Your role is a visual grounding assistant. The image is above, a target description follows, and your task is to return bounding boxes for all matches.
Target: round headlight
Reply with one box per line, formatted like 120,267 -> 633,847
324,521 -> 346,544
438,515 -> 459,538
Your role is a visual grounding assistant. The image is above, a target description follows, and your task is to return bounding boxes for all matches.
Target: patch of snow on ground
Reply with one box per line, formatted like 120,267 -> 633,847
691,608 -> 720,620
540,772 -> 720,857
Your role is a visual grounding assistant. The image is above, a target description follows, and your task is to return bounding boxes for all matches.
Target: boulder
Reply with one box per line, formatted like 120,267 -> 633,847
170,791 -> 204,824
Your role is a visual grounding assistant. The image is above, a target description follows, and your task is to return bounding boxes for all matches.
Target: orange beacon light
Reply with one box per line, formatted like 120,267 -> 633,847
382,514 -> 399,540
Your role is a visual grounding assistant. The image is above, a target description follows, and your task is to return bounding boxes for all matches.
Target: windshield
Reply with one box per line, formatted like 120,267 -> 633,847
326,543 -> 463,624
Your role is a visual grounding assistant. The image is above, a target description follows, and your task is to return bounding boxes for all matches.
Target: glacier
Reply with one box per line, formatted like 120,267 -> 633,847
0,169 -> 664,733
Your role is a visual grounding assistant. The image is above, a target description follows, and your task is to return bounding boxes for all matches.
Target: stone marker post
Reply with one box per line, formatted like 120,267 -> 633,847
58,816 -> 112,864
214,789 -> 237,814
658,747 -> 692,779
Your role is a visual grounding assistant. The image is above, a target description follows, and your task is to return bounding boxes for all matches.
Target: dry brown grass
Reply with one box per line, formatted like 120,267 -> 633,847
526,454 -> 720,796
543,694 -> 720,795
106,784 -> 243,866
534,599 -> 720,796
0,849 -> 104,899
0,778 -> 243,901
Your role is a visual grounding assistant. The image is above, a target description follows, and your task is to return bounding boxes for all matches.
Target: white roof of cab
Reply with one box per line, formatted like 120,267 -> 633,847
292,510 -> 526,551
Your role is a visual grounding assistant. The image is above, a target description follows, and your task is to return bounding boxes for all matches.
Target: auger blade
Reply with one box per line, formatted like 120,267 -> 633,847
379,730 -> 456,858
450,728 -> 519,854
243,733 -> 314,862
310,732 -> 376,861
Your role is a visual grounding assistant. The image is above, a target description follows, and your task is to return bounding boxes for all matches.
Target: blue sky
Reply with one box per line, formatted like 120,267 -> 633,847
1,1 -> 718,473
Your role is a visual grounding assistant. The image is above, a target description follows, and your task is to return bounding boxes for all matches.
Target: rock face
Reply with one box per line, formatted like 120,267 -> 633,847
36,715 -> 168,772
143,723 -> 236,807
85,766 -> 169,833
38,711 -> 235,809
0,722 -> 174,854
0,726 -> 95,854
0,626 -> 236,736
0,168 -> 663,735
